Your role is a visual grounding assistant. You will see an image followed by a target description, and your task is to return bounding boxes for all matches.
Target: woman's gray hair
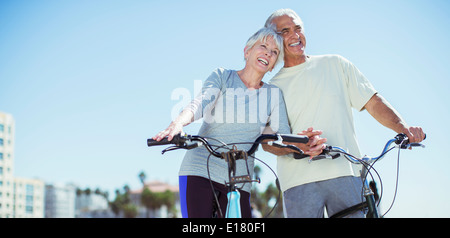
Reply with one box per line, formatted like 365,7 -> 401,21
244,27 -> 284,67
264,8 -> 304,32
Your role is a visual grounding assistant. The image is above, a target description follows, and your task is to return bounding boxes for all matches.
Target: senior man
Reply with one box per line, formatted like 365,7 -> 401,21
262,8 -> 425,218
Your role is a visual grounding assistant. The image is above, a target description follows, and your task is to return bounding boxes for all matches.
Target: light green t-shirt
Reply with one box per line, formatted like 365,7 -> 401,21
270,54 -> 377,192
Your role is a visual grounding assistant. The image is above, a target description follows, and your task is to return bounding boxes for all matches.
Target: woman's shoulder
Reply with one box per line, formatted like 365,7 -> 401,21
211,67 -> 233,77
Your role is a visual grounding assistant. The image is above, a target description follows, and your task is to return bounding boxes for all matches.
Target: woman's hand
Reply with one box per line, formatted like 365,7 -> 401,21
152,121 -> 184,142
152,109 -> 195,141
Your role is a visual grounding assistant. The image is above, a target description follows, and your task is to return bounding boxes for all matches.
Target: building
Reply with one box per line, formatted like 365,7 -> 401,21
75,188 -> 112,218
45,183 -> 76,218
13,177 -> 45,218
129,180 -> 180,218
0,112 -> 15,218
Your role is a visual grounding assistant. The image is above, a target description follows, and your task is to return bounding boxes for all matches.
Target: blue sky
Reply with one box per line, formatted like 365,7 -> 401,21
1,0 -> 449,217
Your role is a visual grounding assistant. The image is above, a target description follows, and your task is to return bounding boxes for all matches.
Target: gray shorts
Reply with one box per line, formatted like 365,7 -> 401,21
283,176 -> 365,218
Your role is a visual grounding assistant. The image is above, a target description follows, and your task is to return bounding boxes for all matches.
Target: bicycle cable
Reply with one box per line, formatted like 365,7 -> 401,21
206,153 -> 225,218
382,146 -> 402,217
251,155 -> 282,218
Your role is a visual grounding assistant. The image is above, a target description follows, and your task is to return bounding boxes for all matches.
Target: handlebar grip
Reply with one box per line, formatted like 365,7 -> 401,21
279,134 -> 309,143
395,133 -> 427,147
147,138 -> 173,147
147,134 -> 185,147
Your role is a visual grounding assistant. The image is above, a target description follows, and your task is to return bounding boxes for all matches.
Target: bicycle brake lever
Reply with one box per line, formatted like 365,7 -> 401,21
285,144 -> 303,153
161,142 -> 202,154
293,145 -> 339,161
269,141 -> 304,154
161,146 -> 183,154
406,143 -> 426,149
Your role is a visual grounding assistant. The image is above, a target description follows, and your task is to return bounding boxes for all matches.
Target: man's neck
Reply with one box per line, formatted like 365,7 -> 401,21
284,54 -> 308,68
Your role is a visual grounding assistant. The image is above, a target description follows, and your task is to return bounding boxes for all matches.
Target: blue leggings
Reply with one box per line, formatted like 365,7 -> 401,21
179,175 -> 251,218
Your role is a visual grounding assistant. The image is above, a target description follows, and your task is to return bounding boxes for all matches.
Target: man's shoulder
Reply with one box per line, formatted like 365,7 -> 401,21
310,54 -> 347,63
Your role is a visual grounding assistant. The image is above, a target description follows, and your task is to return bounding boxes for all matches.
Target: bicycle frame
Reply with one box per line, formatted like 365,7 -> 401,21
147,133 -> 308,218
321,134 -> 425,218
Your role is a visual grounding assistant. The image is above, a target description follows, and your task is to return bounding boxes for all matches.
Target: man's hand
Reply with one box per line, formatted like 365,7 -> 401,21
298,127 -> 327,158
403,126 -> 426,143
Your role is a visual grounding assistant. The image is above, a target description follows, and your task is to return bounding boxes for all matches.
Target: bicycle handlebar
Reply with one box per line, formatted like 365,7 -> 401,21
148,132 -> 425,164
316,133 -> 426,164
147,133 -> 309,156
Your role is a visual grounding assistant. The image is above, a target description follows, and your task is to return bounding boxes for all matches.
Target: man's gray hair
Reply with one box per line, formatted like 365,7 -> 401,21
264,8 -> 304,32
244,27 -> 284,67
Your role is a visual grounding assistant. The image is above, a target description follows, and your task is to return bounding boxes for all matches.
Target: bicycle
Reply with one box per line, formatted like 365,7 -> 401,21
293,133 -> 426,218
147,133 -> 309,218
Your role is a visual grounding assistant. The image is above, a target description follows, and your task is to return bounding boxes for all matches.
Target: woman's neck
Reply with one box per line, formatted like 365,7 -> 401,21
237,68 -> 265,90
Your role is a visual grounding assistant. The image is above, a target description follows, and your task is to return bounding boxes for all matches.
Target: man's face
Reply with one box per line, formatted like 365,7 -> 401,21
272,15 -> 306,60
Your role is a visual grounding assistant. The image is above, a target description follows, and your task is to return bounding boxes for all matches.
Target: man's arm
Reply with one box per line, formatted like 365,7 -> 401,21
363,93 -> 425,143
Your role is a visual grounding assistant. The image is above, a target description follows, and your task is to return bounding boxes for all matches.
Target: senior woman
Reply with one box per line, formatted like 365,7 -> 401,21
153,28 -> 325,218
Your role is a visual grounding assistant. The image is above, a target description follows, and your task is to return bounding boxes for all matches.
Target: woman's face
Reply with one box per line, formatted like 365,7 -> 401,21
244,36 -> 280,73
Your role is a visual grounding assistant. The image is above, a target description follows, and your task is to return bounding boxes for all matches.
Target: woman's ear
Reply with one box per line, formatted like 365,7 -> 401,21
243,46 -> 249,61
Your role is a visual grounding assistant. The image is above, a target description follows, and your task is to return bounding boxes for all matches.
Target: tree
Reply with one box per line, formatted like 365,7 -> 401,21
109,185 -> 133,218
251,165 -> 284,218
141,187 -> 155,218
110,189 -> 124,218
123,204 -> 138,218
138,171 -> 146,187
160,190 -> 176,218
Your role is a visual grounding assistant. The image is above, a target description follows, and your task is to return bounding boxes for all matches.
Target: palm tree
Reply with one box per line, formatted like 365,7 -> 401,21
138,171 -> 146,187
109,185 -> 132,218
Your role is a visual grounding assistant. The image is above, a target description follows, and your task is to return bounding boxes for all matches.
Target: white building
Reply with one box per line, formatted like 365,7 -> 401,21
13,177 -> 45,218
45,183 -> 76,218
0,112 -> 15,218
76,189 -> 112,218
